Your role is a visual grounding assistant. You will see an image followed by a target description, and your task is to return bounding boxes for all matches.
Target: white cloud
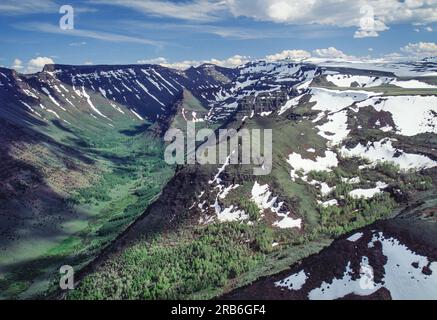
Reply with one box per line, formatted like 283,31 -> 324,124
229,0 -> 437,38
138,55 -> 251,70
354,16 -> 389,38
401,42 -> 437,57
137,57 -> 169,65
265,1 -> 314,23
138,44 -> 378,70
69,41 -> 87,47
138,47 -> 362,70
381,52 -> 406,61
414,25 -> 434,32
208,55 -> 251,68
312,47 -> 350,59
265,49 -> 311,61
26,56 -> 55,73
354,29 -> 379,38
95,0 -> 437,38
12,56 -> 55,73
11,58 -> 23,70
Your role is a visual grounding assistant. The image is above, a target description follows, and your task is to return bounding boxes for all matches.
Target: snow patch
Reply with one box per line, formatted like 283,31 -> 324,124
341,138 -> 437,170
287,150 -> 339,179
275,270 -> 308,291
355,96 -> 437,136
349,181 -> 388,199
347,232 -> 364,242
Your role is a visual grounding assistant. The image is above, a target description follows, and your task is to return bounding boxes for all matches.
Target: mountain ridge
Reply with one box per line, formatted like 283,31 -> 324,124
1,58 -> 437,299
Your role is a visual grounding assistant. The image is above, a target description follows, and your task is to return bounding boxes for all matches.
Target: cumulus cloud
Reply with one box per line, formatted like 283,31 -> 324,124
12,56 -> 55,73
225,1 -> 437,38
264,47 -> 357,61
401,42 -> 437,57
228,0 -> 437,34
265,49 -> 311,61
353,20 -> 389,38
312,47 -> 351,59
137,57 -> 169,65
55,0 -> 437,40
138,55 -> 250,70
138,46 -> 369,70
87,0 -> 437,39
11,58 -> 23,70
27,57 -> 55,73
208,55 -> 251,67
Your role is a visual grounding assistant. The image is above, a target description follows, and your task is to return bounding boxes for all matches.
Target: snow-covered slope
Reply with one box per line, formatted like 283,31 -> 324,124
224,221 -> 437,300
307,57 -> 437,77
206,60 -> 321,122
0,63 -> 237,132
168,57 -> 437,234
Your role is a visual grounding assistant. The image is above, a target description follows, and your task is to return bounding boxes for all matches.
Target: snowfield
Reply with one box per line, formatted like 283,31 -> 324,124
287,150 -> 339,179
354,95 -> 437,136
316,110 -> 350,146
347,232 -> 364,242
370,232 -> 437,300
308,87 -> 381,145
251,182 -> 278,211
308,257 -> 380,300
251,182 -> 302,229
349,181 -> 388,199
216,205 -> 248,223
326,74 -> 392,88
278,94 -> 303,115
310,87 -> 378,115
276,231 -> 437,300
318,199 -> 338,207
393,79 -> 437,89
340,138 -> 437,170
326,74 -> 437,89
275,270 -> 308,291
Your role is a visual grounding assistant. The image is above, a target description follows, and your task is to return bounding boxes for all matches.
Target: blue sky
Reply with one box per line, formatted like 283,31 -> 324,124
1,0 -> 437,72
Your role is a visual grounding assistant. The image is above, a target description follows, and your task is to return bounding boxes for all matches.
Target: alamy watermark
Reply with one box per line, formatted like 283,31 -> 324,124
355,5 -> 379,38
360,5 -> 375,32
59,5 -> 74,30
59,265 -> 74,290
164,122 -> 273,176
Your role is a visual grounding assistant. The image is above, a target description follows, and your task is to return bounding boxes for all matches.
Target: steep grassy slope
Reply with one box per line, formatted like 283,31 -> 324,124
0,109 -> 175,298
